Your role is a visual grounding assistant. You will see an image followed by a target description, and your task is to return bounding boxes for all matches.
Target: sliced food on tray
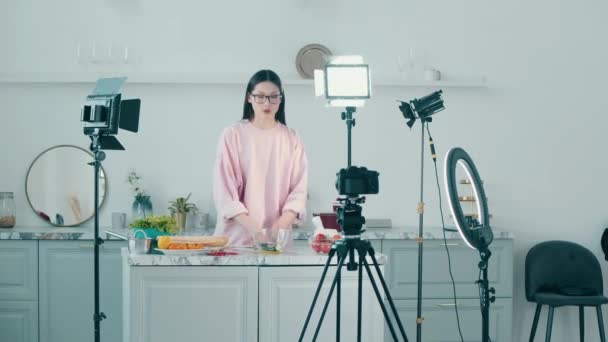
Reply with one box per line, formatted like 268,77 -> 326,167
157,236 -> 228,250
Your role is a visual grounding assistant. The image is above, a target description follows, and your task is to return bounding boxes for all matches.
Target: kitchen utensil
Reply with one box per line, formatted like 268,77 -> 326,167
106,229 -> 151,254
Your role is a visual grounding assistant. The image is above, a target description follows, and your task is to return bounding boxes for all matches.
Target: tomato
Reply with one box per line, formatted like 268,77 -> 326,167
311,242 -> 322,253
314,233 -> 326,242
321,242 -> 331,254
332,234 -> 341,241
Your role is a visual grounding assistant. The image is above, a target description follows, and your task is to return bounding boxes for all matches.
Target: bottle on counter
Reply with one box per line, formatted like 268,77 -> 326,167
0,192 -> 16,228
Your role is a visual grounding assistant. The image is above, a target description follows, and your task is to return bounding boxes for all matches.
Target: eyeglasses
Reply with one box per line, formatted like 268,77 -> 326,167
250,93 -> 282,104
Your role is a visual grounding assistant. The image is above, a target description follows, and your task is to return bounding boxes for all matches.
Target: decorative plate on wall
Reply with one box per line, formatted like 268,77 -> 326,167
295,44 -> 332,79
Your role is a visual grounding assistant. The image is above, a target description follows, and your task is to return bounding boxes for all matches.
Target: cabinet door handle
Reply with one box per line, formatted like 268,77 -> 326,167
436,303 -> 457,307
440,243 -> 460,246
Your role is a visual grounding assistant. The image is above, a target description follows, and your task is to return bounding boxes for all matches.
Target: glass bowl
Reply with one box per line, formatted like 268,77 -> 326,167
253,229 -> 292,252
309,230 -> 342,255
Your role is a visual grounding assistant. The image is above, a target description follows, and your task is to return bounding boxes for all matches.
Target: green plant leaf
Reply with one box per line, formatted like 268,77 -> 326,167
167,193 -> 198,214
129,215 -> 178,234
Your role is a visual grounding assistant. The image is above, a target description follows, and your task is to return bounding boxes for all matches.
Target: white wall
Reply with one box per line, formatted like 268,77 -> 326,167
1,0 -> 608,340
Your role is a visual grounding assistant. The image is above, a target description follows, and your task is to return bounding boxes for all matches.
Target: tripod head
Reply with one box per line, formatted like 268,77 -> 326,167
335,196 -> 366,236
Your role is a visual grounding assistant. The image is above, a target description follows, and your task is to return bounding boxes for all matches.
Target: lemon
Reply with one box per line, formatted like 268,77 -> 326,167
157,236 -> 171,249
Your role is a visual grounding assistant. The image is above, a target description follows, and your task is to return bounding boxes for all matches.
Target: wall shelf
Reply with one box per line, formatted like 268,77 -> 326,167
377,77 -> 488,88
0,71 -> 488,88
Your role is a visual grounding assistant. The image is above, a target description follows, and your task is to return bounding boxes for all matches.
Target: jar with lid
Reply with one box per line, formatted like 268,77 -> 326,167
0,192 -> 16,228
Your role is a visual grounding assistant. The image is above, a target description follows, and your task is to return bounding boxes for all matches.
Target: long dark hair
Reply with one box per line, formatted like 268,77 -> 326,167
242,69 -> 286,125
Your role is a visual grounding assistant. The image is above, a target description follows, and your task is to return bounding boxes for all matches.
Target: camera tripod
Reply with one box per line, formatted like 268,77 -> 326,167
299,106 -> 408,341
299,199 -> 409,342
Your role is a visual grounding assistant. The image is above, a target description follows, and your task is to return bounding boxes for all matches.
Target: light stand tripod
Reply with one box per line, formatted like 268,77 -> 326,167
477,249 -> 495,342
299,107 -> 409,342
81,76 -> 140,342
398,90 -> 445,342
414,118 -> 430,342
444,146 -> 495,342
89,134 -> 106,342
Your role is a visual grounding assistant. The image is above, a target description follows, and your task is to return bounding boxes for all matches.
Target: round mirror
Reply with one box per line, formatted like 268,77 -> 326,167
25,145 -> 106,226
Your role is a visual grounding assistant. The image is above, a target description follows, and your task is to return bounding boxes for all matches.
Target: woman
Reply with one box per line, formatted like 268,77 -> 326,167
213,70 -> 308,247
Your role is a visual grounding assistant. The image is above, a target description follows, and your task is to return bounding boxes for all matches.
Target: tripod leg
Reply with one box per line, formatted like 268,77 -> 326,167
312,252 -> 347,341
358,253 -> 363,342
368,249 -> 409,341
362,257 -> 406,342
336,261 -> 341,342
299,248 -> 337,342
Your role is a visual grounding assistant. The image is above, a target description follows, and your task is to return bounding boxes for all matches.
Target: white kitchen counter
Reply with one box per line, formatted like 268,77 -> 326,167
1,225 -> 515,240
124,244 -> 386,266
122,242 -> 388,342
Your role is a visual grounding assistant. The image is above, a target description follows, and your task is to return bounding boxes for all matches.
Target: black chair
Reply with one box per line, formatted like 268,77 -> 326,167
525,240 -> 608,341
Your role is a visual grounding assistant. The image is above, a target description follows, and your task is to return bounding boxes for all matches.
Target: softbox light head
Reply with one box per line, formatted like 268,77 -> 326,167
81,77 -> 140,150
443,147 -> 493,251
314,55 -> 371,107
398,90 -> 444,128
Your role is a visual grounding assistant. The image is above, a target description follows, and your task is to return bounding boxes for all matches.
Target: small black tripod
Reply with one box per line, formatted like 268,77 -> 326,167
299,106 -> 409,341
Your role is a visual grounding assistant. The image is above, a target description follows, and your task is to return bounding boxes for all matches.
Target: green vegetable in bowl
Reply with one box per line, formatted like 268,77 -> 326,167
259,242 -> 277,251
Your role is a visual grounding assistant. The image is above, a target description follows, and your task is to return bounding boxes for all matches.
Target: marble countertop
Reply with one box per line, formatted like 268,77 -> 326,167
0,226 -> 108,240
124,245 -> 387,266
0,226 -> 514,240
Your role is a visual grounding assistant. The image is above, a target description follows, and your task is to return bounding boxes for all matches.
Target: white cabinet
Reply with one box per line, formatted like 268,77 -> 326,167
0,301 -> 38,342
0,241 -> 38,301
0,241 -> 38,342
124,266 -> 258,342
386,298 -> 512,342
259,266 -> 385,342
382,239 -> 513,342
383,239 -> 513,299
38,241 -> 125,342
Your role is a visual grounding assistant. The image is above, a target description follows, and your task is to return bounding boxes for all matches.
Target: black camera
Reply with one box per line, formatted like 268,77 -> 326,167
335,166 -> 379,196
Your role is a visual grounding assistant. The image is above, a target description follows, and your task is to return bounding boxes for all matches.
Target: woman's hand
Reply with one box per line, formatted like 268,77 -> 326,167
234,214 -> 262,235
272,211 -> 297,230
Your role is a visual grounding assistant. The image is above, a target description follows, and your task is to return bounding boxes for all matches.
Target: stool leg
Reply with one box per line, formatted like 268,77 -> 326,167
545,306 -> 555,342
596,306 -> 606,342
579,306 -> 584,342
530,304 -> 542,342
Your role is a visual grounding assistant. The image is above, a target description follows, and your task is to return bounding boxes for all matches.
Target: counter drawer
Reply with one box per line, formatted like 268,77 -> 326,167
0,241 -> 38,301
383,239 -> 512,299
0,300 -> 38,342
384,298 -> 512,342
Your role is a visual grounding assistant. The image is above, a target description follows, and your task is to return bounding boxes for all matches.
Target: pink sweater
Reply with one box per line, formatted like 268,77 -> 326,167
213,120 -> 308,246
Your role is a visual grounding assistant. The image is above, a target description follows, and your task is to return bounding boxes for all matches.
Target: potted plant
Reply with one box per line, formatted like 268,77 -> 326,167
168,193 -> 198,232
129,215 -> 178,238
127,170 -> 153,219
